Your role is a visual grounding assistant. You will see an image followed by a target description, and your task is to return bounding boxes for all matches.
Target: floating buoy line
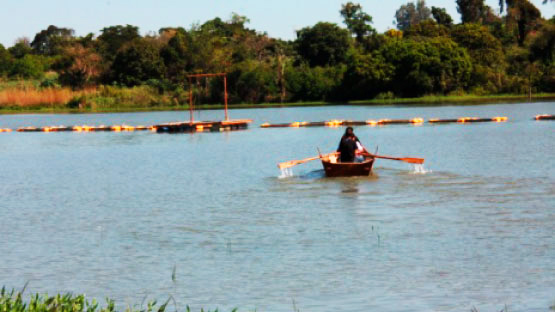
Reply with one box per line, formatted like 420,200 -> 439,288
260,116 -> 510,128
1,115 -> 552,134
535,114 -> 555,120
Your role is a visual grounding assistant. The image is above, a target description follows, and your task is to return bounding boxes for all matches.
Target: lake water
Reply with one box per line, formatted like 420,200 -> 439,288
1,102 -> 554,312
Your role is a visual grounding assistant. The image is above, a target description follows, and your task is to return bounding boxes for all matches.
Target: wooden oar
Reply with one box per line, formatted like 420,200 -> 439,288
362,152 -> 424,164
278,152 -> 338,169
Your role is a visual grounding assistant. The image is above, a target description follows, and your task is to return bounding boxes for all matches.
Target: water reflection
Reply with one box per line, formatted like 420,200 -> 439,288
340,180 -> 359,194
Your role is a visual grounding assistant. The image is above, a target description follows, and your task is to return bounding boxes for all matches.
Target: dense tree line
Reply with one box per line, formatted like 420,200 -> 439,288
0,0 -> 554,104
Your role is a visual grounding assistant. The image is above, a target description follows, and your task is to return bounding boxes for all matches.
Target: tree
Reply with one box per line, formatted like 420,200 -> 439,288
340,2 -> 376,43
451,24 -> 505,91
395,0 -> 432,31
285,63 -> 345,101
77,33 -> 96,49
230,60 -> 278,103
161,28 -> 193,83
97,25 -> 140,61
57,45 -> 102,89
186,24 -> 232,73
342,49 -> 394,99
525,20 -> 555,92
404,20 -> 450,38
500,0 -> 553,12
8,38 -> 33,59
111,39 -> 165,86
378,37 -> 472,96
31,25 -> 74,55
10,54 -> 46,79
457,0 -> 491,23
295,22 -> 351,67
0,44 -> 13,76
502,0 -> 541,45
273,42 -> 293,103
431,7 -> 454,27
451,24 -> 504,66
529,21 -> 555,64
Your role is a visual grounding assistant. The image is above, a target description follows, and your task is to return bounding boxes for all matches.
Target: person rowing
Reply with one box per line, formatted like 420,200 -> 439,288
337,127 -> 366,162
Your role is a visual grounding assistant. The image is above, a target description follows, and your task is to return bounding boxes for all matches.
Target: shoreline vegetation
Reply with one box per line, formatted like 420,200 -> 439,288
1,1 -> 554,116
1,82 -> 554,115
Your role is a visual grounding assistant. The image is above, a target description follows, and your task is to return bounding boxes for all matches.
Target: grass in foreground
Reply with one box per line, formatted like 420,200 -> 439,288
2,287 -> 554,312
0,288 -> 237,312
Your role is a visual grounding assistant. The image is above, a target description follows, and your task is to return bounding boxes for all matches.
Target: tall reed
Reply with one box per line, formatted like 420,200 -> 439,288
0,87 -> 96,108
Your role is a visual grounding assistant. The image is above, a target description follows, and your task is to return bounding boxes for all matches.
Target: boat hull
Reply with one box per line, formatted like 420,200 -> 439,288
321,157 -> 374,177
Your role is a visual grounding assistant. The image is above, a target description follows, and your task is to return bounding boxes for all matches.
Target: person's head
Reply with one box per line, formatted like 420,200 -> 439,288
344,127 -> 354,137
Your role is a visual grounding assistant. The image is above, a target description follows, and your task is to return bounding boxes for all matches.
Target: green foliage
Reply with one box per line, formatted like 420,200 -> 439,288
229,60 -> 279,103
457,0 -> 486,23
378,37 -> 472,96
431,7 -> 454,27
30,25 -> 75,55
285,63 -> 346,101
451,24 -> 507,92
295,22 -> 351,67
161,28 -> 192,84
1,1 -> 554,104
340,2 -> 376,42
97,25 -> 141,62
395,0 -> 432,31
8,40 -> 33,59
57,45 -> 102,89
529,20 -> 555,64
0,44 -> 13,76
0,288 -> 234,312
10,55 -> 47,79
404,20 -> 450,38
341,48 -> 394,99
86,85 -> 174,110
505,0 -> 542,45
111,39 -> 166,87
451,24 -> 504,66
40,73 -> 60,88
500,0 -> 551,13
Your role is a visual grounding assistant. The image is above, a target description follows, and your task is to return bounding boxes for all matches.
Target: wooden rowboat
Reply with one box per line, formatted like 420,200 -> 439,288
321,154 -> 375,177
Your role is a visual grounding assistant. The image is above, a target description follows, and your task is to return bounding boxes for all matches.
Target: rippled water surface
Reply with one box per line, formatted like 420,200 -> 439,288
1,102 -> 554,312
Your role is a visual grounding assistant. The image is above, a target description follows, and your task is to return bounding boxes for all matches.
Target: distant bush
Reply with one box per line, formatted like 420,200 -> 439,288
375,91 -> 395,100
10,55 -> 47,79
40,73 -> 60,88
88,85 -> 173,109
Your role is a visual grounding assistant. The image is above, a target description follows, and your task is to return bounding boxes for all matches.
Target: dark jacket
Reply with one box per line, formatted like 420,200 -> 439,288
337,136 -> 358,162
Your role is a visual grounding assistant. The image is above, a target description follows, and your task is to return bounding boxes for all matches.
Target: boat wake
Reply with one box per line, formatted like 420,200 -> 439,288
279,167 -> 294,178
411,164 -> 431,174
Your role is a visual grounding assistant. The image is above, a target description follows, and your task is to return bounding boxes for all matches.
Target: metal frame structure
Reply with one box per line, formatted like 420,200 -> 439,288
187,73 -> 228,123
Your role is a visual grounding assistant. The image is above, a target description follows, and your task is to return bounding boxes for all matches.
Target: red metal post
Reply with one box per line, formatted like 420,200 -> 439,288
188,77 -> 193,124
187,73 -> 228,122
224,75 -> 228,121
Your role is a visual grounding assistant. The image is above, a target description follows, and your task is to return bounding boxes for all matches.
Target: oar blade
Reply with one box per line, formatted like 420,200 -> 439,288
278,161 -> 297,169
278,152 -> 337,170
401,157 -> 425,164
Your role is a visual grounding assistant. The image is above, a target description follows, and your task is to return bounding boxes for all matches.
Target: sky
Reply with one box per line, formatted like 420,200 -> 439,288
1,0 -> 554,47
